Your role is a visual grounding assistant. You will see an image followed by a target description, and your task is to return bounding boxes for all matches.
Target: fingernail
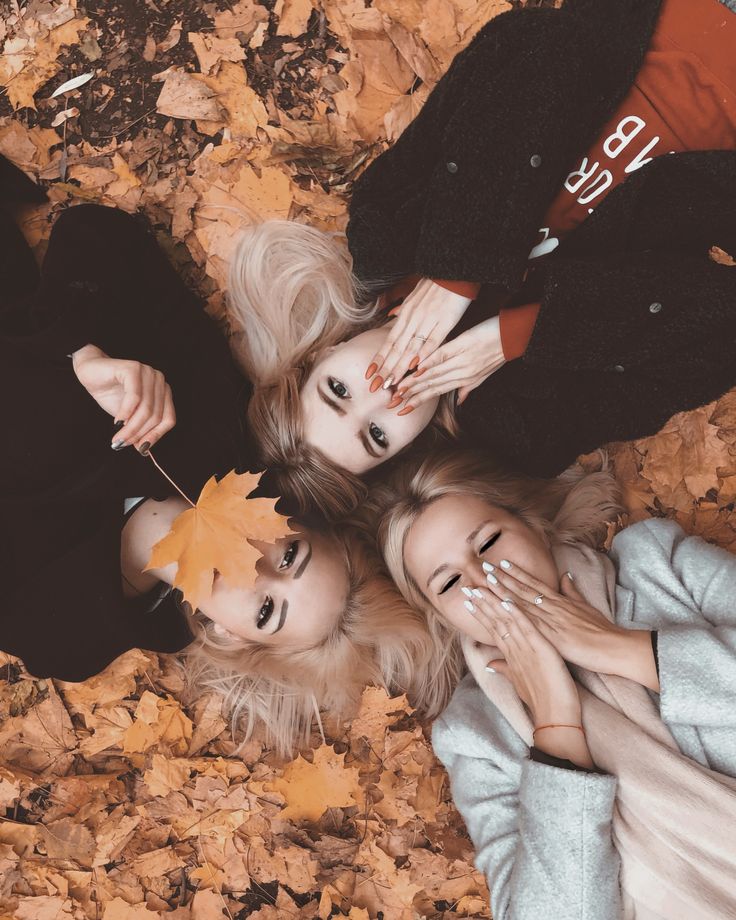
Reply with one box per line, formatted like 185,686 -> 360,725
113,420 -> 125,432
482,562 -> 495,574
566,571 -> 574,581
500,560 -> 512,570
397,405 -> 415,416
471,588 -> 483,598
365,363 -> 378,380
382,376 -> 394,390
409,356 -> 420,370
501,600 -> 513,612
463,600 -> 475,613
487,573 -> 498,585
461,586 -> 473,598
369,376 -> 384,393
138,441 -> 151,456
398,388 -> 407,398
387,307 -> 400,317
111,440 -> 126,450
386,394 -> 403,409
485,666 -> 496,673
414,367 -> 427,377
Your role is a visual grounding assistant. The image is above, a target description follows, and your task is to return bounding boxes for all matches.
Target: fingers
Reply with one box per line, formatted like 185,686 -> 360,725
379,321 -> 433,391
559,571 -> 582,599
485,559 -> 561,608
485,658 -> 509,676
113,364 -> 172,452
134,379 -> 176,453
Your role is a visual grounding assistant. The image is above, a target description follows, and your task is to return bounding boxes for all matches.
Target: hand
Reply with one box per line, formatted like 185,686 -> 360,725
483,561 -> 660,691
71,344 -> 176,453
395,316 -> 505,411
365,278 -> 472,391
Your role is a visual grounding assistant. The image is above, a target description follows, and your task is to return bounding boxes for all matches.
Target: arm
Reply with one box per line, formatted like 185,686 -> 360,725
433,687 -> 621,920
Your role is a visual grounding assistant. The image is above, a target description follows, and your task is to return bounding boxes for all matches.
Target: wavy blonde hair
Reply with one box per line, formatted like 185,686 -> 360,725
226,218 -> 458,519
370,447 -> 623,717
178,526 -> 433,756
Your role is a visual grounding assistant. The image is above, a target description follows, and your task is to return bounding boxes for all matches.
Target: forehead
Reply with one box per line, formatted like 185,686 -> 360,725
404,494 -> 498,575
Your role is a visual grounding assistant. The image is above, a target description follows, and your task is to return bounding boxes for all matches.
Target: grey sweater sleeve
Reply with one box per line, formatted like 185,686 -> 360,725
432,682 -> 622,920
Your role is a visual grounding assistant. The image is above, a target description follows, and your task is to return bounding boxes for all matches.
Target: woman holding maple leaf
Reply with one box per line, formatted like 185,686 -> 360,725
0,154 -> 432,754
373,447 -> 736,919
228,0 -> 736,518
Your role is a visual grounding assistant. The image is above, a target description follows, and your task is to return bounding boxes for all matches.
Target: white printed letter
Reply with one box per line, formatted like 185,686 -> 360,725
603,115 -> 646,159
564,158 -> 599,194
625,135 -> 661,174
577,170 -> 613,205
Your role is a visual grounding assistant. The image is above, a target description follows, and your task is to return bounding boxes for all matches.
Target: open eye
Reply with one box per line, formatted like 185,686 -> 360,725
257,596 -> 274,629
438,574 -> 461,595
279,541 -> 299,570
328,377 -> 349,399
479,531 -> 501,554
369,422 -> 388,448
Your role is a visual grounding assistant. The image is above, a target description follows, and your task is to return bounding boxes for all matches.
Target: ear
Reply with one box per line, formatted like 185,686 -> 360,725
211,621 -> 236,640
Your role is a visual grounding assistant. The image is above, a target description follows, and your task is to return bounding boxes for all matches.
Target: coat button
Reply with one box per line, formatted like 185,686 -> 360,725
649,301 -> 662,314
530,154 -> 542,168
446,161 -> 458,174
613,364 -> 625,373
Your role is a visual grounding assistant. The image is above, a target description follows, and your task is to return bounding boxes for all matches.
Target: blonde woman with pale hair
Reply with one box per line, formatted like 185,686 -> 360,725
371,448 -> 736,919
226,0 -> 736,519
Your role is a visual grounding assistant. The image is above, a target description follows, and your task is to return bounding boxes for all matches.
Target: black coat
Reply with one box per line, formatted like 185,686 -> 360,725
347,0 -> 736,476
1,156 -> 255,681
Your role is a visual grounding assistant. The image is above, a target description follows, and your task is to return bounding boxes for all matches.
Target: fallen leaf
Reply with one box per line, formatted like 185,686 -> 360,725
268,745 -> 362,822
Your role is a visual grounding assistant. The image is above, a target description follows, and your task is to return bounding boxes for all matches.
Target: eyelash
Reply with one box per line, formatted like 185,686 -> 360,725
369,422 -> 388,449
257,542 -> 299,629
328,377 -> 349,399
279,540 -> 299,570
329,378 -> 389,451
438,532 -> 502,595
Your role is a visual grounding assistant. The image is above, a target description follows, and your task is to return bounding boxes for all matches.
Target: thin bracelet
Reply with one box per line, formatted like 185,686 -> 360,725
533,723 -> 585,736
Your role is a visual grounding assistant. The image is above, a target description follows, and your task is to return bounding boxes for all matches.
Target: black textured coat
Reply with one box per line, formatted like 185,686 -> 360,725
1,156 -> 254,681
347,0 -> 736,476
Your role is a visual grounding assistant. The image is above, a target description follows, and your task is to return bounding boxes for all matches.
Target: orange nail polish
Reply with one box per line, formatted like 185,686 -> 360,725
387,394 -> 403,409
398,388 -> 407,398
409,356 -> 420,371
370,376 -> 384,393
397,405 -> 415,416
413,367 -> 427,377
388,308 -> 400,317
365,362 -> 378,380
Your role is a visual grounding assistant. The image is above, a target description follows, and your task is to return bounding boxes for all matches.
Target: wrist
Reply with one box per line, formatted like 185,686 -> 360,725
532,725 -> 594,770
616,629 -> 660,691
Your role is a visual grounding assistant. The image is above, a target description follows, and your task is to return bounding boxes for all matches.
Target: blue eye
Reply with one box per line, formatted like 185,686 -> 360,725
329,378 -> 349,398
279,541 -> 299,570
369,422 -> 388,448
257,596 -> 274,629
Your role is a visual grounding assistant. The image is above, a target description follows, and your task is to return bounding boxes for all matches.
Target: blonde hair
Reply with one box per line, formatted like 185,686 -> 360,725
226,218 -> 458,519
372,448 -> 622,717
178,527 -> 433,756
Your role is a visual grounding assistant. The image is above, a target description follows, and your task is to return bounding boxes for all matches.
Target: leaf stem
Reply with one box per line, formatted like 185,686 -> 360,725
146,450 -> 196,507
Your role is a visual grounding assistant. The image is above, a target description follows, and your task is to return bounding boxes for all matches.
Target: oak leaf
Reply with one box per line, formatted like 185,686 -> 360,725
146,470 -> 293,611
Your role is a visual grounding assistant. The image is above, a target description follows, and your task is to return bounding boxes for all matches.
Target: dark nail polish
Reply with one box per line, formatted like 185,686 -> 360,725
138,441 -> 151,456
113,420 -> 125,432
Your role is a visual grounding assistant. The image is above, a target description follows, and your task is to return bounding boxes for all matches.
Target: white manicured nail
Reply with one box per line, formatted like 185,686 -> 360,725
482,561 -> 495,574
471,588 -> 483,598
464,600 -> 475,613
382,376 -> 394,390
501,600 -> 513,612
500,559 -> 512,570
485,666 -> 496,673
461,586 -> 473,598
566,571 -> 574,581
487,573 -> 498,585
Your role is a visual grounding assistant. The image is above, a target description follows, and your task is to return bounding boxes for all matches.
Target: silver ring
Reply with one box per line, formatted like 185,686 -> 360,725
534,594 -> 544,605
500,632 -> 511,640
412,334 -> 427,342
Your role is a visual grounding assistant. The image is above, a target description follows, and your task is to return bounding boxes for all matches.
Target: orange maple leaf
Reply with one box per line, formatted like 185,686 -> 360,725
145,470 -> 293,610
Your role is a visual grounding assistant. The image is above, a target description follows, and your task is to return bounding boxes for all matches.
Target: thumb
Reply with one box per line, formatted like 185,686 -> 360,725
457,385 -> 471,405
559,571 -> 584,600
485,658 -> 509,676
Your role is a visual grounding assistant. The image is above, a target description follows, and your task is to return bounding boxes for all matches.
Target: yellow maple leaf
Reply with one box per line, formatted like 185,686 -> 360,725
268,745 -> 362,822
146,470 -> 293,611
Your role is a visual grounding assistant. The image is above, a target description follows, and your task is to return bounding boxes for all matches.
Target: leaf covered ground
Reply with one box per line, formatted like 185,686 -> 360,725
1,0 -> 735,917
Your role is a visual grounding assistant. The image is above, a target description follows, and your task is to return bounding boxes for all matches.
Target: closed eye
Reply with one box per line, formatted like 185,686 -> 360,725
479,532 -> 501,554
438,574 -> 461,595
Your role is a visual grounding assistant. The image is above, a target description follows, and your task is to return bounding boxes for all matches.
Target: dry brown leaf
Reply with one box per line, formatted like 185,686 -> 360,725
188,32 -> 246,75
155,69 -> 223,122
710,245 -> 736,266
276,0 -> 315,37
268,745 -> 362,822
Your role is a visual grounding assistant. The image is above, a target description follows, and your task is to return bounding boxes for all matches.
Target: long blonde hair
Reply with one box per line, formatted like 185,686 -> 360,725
372,448 -> 623,717
178,527 -> 433,756
226,218 -> 458,519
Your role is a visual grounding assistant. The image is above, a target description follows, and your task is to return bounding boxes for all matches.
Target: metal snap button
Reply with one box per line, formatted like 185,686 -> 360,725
613,364 -> 625,373
649,301 -> 662,314
446,161 -> 459,174
530,154 -> 542,168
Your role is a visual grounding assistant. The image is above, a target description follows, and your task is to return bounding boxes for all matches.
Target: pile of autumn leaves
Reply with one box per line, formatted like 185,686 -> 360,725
2,0 -> 736,917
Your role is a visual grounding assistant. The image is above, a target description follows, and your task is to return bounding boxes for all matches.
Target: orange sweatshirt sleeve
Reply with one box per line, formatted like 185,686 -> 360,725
432,278 -> 482,300
499,302 -> 541,360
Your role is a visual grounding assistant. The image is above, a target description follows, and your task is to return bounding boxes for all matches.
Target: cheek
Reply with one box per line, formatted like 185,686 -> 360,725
439,596 -> 491,644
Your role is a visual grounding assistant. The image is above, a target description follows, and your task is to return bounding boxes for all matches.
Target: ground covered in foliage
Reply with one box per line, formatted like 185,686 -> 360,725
1,0 -> 735,917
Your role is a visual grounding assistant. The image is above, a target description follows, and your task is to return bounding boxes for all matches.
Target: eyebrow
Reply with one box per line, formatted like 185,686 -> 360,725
318,387 -> 381,459
294,541 -> 312,578
425,520 -> 495,589
273,599 -> 288,635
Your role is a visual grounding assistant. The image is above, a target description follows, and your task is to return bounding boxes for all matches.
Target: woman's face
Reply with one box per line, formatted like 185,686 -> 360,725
300,325 -> 439,474
403,494 -> 559,644
201,529 -> 350,646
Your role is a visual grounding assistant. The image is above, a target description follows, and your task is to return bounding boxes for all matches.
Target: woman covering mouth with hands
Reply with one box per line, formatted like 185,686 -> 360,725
371,448 -> 736,919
